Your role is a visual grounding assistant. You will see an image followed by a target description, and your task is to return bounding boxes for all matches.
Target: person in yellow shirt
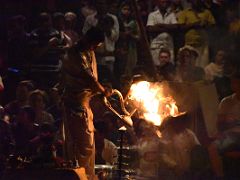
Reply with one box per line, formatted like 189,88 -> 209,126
178,0 -> 215,68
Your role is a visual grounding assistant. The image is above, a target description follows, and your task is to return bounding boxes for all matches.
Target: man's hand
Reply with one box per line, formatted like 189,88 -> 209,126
103,87 -> 112,97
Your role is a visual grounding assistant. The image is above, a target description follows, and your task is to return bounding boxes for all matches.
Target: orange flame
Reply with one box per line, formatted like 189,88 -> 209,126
127,81 -> 180,126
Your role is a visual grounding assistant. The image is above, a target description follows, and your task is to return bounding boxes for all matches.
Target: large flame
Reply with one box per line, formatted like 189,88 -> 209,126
127,81 -> 180,126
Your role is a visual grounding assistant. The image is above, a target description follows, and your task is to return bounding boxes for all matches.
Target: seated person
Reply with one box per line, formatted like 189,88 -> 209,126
161,113 -> 201,177
156,48 -> 176,81
29,89 -> 54,126
94,121 -> 118,165
208,72 -> 240,178
4,80 -> 34,124
12,106 -> 39,157
175,45 -> 205,82
30,123 -> 57,165
133,115 -> 201,178
204,49 -> 232,100
204,49 -> 226,82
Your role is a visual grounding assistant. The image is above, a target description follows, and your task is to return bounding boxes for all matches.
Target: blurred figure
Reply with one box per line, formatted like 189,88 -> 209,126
64,12 -> 79,45
80,0 -> 96,19
0,106 -> 14,171
136,0 -> 150,25
30,123 -> 56,165
208,72 -> 240,178
82,0 -> 119,82
46,87 -> 62,123
161,114 -> 201,178
6,15 -> 30,104
119,74 -> 132,98
134,119 -> 163,178
170,0 -> 183,19
52,12 -> 72,49
205,49 -> 232,100
115,1 -> 140,79
175,45 -> 205,82
28,12 -> 63,89
4,80 -> 34,123
0,75 -> 4,92
209,0 -> 228,28
225,8 -> 240,57
205,49 -> 226,82
94,121 -> 118,165
147,0 -> 178,65
29,89 -> 54,126
156,48 -> 176,81
12,106 -> 38,157
170,0 -> 185,56
178,0 -> 215,68
208,0 -> 232,61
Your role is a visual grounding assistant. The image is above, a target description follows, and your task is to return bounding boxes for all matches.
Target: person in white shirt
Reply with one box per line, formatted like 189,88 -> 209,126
205,49 -> 226,82
161,113 -> 201,176
147,0 -> 178,65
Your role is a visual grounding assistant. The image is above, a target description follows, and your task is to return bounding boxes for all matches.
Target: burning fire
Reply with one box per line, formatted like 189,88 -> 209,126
127,81 -> 181,126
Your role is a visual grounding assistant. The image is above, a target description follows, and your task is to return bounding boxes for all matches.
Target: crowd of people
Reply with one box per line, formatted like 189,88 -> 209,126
1,0 -> 240,179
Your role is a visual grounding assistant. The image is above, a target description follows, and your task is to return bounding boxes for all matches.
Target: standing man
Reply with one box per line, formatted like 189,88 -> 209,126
147,0 -> 178,65
61,27 -> 111,179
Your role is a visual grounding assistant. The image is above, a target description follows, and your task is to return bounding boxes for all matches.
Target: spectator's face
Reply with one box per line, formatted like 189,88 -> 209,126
215,50 -> 225,65
179,50 -> 193,67
97,3 -> 108,14
158,0 -> 168,10
17,111 -> 34,131
30,94 -> 45,110
16,85 -> 29,102
159,52 -> 170,66
121,5 -> 130,17
54,18 -> 65,31
65,19 -> 76,29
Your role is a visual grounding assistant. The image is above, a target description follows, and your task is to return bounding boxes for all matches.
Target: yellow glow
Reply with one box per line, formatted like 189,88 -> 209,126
128,81 -> 181,126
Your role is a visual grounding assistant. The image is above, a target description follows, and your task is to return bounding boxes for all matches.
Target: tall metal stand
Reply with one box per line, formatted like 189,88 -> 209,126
118,127 -> 126,180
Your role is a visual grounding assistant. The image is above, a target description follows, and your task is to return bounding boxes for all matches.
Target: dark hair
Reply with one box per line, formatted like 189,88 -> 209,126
85,27 -> 105,44
29,89 -> 48,105
18,80 -> 35,91
20,106 -> 36,122
53,12 -> 65,20
38,12 -> 51,23
74,27 -> 104,51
